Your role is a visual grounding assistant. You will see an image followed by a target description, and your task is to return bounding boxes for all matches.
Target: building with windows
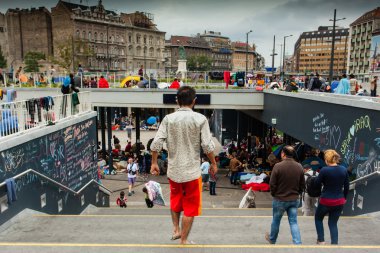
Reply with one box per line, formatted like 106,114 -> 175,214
0,12 -> 9,67
199,31 -> 232,71
294,26 -> 349,77
121,11 -> 165,75
231,42 -> 256,73
5,7 -> 53,67
165,35 -> 211,72
348,7 -> 380,81
51,0 -> 126,72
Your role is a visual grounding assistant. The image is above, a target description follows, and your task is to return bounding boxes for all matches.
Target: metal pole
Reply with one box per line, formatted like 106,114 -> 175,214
271,35 -> 276,79
279,44 -> 283,80
135,108 -> 141,155
283,36 -> 286,78
72,36 -> 75,73
344,32 -> 348,74
246,33 -> 249,83
100,107 -> 106,159
329,9 -> 337,83
106,107 -> 114,173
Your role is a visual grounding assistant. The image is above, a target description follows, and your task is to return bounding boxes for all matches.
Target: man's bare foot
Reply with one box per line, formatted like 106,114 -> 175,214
180,240 -> 196,245
170,233 -> 181,240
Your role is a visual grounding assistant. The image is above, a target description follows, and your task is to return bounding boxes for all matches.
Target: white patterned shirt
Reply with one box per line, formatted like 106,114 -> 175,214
151,108 -> 215,183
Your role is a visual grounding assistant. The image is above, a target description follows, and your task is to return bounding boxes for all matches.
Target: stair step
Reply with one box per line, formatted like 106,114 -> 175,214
0,208 -> 378,253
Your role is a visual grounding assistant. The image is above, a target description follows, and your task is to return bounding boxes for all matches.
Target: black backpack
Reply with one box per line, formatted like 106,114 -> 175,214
312,77 -> 322,90
305,171 -> 321,197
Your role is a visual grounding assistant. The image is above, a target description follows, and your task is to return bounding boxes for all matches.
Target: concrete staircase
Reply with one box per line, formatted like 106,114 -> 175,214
0,206 -> 379,253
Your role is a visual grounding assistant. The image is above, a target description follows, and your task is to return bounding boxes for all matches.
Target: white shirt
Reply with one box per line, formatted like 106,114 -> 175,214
127,163 -> 138,178
151,108 -> 215,183
200,162 -> 210,175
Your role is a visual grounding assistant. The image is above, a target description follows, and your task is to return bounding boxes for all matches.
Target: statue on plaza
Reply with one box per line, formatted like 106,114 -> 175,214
178,46 -> 186,60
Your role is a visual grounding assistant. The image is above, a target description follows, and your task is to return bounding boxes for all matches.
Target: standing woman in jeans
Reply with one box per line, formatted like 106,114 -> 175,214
315,149 -> 349,245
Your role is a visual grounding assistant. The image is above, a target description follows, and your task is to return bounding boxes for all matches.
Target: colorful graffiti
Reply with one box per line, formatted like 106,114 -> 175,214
313,113 -> 379,179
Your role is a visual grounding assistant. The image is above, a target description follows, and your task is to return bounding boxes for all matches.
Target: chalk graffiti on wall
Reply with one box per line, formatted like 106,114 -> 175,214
312,113 -> 379,179
313,113 -> 341,150
0,118 -> 97,192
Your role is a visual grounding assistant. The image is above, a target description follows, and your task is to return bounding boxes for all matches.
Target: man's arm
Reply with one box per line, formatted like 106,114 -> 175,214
151,150 -> 160,175
150,117 -> 168,175
269,166 -> 278,197
206,152 -> 217,175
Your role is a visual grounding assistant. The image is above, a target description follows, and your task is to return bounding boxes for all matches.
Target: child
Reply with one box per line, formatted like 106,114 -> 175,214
116,191 -> 127,208
209,165 -> 217,195
142,187 -> 154,208
200,156 -> 210,191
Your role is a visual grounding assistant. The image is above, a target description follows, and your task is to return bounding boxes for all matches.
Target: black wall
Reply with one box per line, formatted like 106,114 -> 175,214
0,117 -> 109,225
246,92 -> 380,215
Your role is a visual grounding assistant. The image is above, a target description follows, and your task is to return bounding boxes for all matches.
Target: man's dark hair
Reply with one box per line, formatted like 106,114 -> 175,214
282,145 -> 296,159
177,86 -> 196,106
349,74 -> 355,78
342,74 -> 347,78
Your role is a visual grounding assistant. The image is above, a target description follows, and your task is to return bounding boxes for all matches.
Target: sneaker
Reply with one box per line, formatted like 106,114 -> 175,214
132,191 -> 135,194
128,192 -> 132,196
317,240 -> 326,245
265,232 -> 274,244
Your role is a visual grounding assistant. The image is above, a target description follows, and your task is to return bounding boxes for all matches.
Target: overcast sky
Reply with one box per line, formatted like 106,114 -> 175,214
1,0 -> 379,67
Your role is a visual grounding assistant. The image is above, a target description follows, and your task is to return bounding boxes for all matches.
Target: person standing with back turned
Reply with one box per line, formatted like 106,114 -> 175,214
314,149 -> 349,245
266,145 -> 305,245
150,86 -> 216,245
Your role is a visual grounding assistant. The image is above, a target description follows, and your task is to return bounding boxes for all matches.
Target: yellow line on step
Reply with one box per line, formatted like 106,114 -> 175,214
32,214 -> 373,219
0,242 -> 379,249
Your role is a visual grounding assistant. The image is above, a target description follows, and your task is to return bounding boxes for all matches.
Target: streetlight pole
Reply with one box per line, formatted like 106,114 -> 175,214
246,30 -> 252,83
270,35 -> 277,80
279,44 -> 283,78
329,9 -> 346,82
283,34 -> 293,80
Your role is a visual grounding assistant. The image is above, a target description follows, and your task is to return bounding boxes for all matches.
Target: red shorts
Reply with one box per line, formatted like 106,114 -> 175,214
168,177 -> 202,217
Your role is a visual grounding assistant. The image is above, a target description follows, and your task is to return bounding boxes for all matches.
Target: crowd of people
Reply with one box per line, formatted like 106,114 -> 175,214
270,73 -> 378,97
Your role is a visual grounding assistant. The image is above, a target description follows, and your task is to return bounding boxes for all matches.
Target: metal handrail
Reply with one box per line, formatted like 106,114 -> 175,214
0,169 -> 111,196
350,171 -> 380,185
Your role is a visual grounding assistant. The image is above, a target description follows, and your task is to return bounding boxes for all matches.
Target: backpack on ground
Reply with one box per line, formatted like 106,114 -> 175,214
305,171 -> 321,197
61,77 -> 71,94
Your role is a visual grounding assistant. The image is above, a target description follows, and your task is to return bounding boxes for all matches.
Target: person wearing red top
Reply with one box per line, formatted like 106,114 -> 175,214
98,76 -> 109,88
169,78 -> 180,89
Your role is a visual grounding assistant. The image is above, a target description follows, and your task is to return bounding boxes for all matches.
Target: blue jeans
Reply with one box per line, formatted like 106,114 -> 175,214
230,171 -> 239,185
209,181 -> 216,195
270,199 -> 302,245
315,203 -> 344,244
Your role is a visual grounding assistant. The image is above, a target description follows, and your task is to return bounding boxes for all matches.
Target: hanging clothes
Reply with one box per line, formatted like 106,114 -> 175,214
5,178 -> 17,204
0,88 -> 3,100
26,99 -> 42,123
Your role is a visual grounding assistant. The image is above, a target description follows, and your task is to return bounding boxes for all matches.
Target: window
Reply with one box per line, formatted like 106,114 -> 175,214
149,36 -> 153,45
94,32 -> 98,41
0,27 -> 4,33
136,34 -> 141,43
76,30 -> 80,38
149,47 -> 154,57
82,31 -> 86,39
100,33 -> 104,42
128,34 -> 132,43
88,32 -> 92,41
143,36 -> 147,44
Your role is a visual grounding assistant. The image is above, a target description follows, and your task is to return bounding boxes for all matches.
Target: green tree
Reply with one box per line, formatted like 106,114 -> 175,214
0,46 -> 7,68
196,55 -> 212,71
187,55 -> 212,71
50,37 -> 94,72
24,51 -> 45,72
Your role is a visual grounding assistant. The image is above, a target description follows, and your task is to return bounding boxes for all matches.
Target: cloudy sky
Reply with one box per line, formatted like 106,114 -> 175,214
1,0 -> 379,67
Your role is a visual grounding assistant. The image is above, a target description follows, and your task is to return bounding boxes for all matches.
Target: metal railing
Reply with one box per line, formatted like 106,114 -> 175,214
0,91 -> 91,138
0,168 -> 111,196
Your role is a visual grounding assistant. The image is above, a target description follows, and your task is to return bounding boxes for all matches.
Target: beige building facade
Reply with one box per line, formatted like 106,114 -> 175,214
231,42 -> 256,73
348,7 -> 380,81
0,12 -> 9,68
294,26 -> 349,77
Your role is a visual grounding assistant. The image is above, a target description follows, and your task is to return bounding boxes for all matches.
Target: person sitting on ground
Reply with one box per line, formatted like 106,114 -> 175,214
125,141 -> 132,153
169,78 -> 180,89
98,75 -> 109,88
116,191 -> 127,208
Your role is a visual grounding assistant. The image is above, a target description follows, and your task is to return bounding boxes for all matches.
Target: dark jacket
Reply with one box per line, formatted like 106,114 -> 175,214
270,158 -> 305,201
316,165 -> 349,199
